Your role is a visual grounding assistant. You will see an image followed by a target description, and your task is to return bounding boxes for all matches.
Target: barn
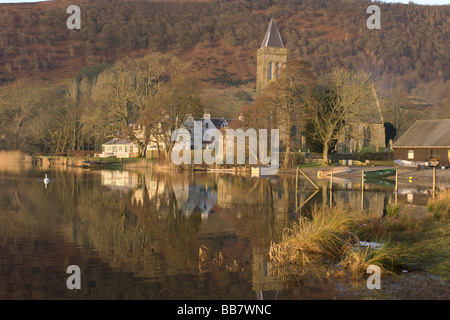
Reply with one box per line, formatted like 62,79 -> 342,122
393,119 -> 450,166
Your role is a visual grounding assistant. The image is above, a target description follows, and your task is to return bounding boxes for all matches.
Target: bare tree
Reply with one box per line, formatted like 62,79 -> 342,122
0,86 -> 36,150
88,53 -> 203,158
246,59 -> 316,168
303,69 -> 374,163
381,91 -> 422,140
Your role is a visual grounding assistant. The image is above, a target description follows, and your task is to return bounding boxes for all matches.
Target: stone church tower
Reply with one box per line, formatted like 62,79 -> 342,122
256,18 -> 287,98
255,18 -> 385,153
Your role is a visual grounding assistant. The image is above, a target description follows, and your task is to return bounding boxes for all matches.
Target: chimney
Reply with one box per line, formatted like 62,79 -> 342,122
203,109 -> 211,120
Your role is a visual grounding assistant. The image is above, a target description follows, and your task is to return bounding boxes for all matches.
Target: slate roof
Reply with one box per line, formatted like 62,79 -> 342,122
394,119 -> 450,148
103,138 -> 135,145
191,117 -> 231,129
261,18 -> 284,48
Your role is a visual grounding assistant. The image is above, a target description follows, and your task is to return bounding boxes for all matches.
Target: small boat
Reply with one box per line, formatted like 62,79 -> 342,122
364,168 -> 396,178
251,166 -> 278,177
317,167 -> 352,178
83,160 -> 105,169
207,168 -> 236,172
394,159 -> 439,168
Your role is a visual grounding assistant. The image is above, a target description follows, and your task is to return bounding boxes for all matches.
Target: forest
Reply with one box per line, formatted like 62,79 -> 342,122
0,0 -> 449,154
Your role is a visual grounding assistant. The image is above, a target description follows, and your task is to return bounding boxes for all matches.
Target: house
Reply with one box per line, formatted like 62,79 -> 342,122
393,119 -> 450,166
99,138 -> 139,158
183,110 -> 232,149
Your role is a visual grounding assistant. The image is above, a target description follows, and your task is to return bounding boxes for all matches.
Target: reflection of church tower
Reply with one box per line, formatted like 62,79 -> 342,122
256,18 -> 288,97
252,247 -> 283,300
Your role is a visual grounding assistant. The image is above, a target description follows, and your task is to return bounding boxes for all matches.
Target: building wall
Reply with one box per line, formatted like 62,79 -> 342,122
337,122 -> 386,151
256,47 -> 287,97
394,148 -> 450,166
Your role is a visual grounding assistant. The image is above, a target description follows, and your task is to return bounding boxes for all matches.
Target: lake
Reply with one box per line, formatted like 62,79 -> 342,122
0,165 -> 446,299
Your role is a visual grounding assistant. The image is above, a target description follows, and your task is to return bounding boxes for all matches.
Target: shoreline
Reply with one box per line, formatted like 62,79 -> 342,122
280,165 -> 450,189
24,155 -> 450,189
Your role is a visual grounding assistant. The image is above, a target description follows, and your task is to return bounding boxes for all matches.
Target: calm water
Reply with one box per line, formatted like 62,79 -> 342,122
0,166 -> 446,299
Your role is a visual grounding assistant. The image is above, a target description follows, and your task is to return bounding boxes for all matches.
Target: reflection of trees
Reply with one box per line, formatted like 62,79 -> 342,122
74,172 -> 203,278
0,168 -> 395,297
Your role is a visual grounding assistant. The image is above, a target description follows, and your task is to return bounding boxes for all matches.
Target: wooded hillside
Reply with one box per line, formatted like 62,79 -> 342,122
0,0 -> 448,121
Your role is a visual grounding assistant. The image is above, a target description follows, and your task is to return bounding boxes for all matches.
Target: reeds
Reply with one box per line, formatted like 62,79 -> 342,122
270,204 -> 360,268
269,204 -> 400,278
340,238 -> 399,278
385,202 -> 405,218
427,190 -> 450,220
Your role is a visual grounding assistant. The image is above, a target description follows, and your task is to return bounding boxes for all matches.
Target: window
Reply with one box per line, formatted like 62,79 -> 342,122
275,62 -> 280,79
407,150 -> 414,160
268,62 -> 273,81
430,149 -> 440,161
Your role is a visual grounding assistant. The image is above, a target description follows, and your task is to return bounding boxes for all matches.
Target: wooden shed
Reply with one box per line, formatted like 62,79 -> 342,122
393,119 -> 450,166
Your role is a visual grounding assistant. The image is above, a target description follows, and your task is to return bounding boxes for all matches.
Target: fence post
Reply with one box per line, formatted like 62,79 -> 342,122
433,166 -> 436,198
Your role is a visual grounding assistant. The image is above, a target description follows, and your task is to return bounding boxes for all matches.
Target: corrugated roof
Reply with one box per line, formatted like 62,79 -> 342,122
394,119 -> 450,148
261,18 -> 284,48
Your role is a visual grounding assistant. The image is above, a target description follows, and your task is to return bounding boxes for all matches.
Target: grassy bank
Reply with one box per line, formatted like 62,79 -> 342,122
270,191 -> 450,282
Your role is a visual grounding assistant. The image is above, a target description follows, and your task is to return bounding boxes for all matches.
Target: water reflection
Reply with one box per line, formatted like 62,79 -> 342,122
0,167 -> 442,299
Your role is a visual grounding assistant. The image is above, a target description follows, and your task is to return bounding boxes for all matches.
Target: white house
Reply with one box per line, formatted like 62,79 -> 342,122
99,138 -> 139,158
100,110 -> 234,159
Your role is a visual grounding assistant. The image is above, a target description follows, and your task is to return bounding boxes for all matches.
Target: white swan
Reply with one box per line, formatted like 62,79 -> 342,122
44,174 -> 49,189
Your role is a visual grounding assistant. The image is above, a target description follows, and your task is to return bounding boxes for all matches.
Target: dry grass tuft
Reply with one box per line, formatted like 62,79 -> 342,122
269,204 -> 401,278
427,190 -> 450,220
339,238 -> 399,279
270,204 -> 362,269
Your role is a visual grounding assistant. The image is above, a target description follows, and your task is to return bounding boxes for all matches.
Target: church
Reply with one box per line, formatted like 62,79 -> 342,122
255,18 -> 386,153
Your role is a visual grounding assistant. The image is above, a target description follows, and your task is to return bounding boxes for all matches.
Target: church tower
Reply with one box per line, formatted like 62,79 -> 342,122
256,18 -> 287,97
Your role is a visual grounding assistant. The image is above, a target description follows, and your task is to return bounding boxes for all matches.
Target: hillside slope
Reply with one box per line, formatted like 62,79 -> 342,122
0,0 -> 449,117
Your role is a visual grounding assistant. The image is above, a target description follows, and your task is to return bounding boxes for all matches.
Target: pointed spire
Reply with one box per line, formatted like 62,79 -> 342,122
261,18 -> 284,48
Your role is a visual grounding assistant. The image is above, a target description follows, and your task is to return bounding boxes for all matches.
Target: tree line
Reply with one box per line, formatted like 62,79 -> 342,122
0,53 -> 203,156
0,52 -> 435,165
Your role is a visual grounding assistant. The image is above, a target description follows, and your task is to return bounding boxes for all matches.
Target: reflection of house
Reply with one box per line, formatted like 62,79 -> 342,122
130,175 -> 217,220
181,185 -> 217,220
393,119 -> 450,166
99,138 -> 139,158
101,170 -> 138,189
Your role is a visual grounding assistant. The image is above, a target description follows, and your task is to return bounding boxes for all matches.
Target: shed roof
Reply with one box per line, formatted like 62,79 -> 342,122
394,119 -> 450,148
